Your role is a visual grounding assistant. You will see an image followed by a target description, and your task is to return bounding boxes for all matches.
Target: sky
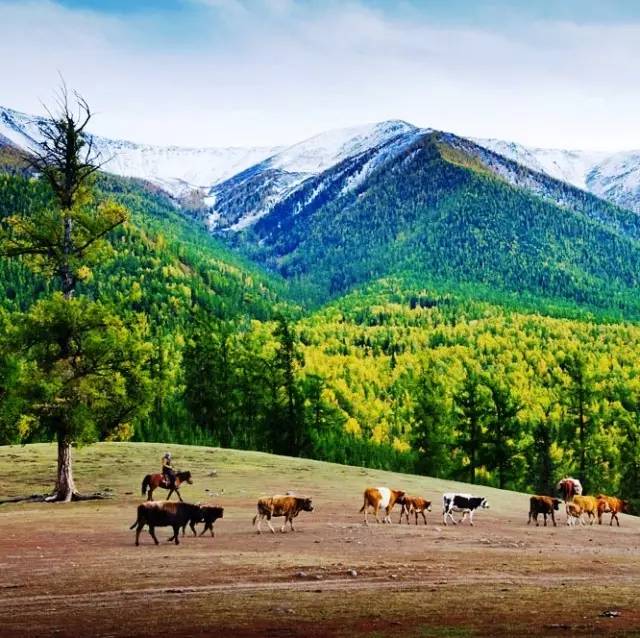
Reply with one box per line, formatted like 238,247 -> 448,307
2,0 -> 640,150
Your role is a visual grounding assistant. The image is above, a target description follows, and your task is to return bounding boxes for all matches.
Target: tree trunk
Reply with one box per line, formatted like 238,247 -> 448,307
52,435 -> 77,501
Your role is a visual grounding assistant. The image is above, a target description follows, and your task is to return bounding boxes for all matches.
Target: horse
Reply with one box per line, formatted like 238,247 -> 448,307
141,470 -> 193,501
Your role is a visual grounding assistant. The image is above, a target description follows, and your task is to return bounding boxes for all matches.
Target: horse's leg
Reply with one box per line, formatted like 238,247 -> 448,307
166,489 -> 173,501
147,486 -> 153,502
176,488 -> 183,502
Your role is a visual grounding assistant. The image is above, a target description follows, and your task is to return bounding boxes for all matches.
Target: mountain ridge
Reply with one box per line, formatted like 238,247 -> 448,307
4,104 -> 640,217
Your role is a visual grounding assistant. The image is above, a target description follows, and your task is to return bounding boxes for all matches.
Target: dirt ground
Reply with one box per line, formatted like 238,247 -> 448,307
1,443 -> 639,637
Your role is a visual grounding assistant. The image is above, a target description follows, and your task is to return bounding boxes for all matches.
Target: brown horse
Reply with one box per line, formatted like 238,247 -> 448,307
141,470 -> 193,501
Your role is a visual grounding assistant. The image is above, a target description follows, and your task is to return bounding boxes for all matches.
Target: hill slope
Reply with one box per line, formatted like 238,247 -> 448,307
1,442 -> 639,637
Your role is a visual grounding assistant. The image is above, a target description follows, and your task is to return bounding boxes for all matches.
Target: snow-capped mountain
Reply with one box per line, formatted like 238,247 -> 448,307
207,120 -> 427,230
0,106 -> 280,197
476,138 -> 640,213
3,102 -> 640,225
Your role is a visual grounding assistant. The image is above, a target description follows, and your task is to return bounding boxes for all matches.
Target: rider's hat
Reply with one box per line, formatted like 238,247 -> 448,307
163,452 -> 172,459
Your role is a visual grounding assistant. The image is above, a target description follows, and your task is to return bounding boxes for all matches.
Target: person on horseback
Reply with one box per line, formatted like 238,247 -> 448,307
161,452 -> 176,490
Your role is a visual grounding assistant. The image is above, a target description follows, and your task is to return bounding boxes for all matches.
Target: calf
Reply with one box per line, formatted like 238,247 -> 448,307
442,493 -> 489,526
572,495 -> 599,524
130,501 -> 201,545
253,495 -> 314,534
596,495 -> 629,527
182,504 -> 224,537
566,502 -> 584,526
528,495 -> 562,527
360,487 -> 406,524
399,496 -> 432,525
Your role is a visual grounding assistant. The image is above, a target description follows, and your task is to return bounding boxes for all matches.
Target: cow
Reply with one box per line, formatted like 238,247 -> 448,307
527,495 -> 562,527
359,487 -> 406,524
566,502 -> 584,526
572,495 -> 599,525
253,495 -> 314,534
442,493 -> 489,526
596,494 -> 629,527
399,496 -> 432,525
556,477 -> 583,503
130,501 -> 202,545
181,504 -> 225,537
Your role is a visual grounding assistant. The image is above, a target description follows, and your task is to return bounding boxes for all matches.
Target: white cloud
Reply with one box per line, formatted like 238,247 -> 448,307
1,0 -> 640,150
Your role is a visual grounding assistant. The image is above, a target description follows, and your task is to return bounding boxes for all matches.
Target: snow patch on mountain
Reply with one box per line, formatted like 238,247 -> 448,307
0,106 -> 280,197
476,137 -> 640,212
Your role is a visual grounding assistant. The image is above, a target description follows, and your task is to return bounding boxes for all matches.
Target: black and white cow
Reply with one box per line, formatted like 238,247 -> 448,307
442,493 -> 490,526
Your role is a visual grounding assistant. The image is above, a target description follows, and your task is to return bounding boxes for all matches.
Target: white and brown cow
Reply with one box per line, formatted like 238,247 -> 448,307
442,493 -> 489,526
399,496 -> 432,525
253,495 -> 314,534
360,487 -> 406,524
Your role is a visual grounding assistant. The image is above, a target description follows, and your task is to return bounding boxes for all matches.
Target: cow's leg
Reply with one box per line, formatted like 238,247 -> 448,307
543,513 -> 548,527
149,525 -> 159,545
468,510 -> 474,526
527,510 -> 532,525
415,510 -> 419,525
612,512 -> 619,526
551,511 -> 556,527
190,521 -> 198,536
421,511 -> 427,525
255,514 -> 263,534
172,525 -> 180,544
374,504 -> 381,524
135,523 -> 143,546
267,514 -> 276,534
290,515 -> 296,532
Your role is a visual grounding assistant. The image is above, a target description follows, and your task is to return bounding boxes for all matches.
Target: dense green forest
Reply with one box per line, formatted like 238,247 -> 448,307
2,134 -> 640,505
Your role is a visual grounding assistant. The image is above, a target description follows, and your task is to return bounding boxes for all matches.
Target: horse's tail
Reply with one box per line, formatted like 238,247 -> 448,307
141,475 -> 151,496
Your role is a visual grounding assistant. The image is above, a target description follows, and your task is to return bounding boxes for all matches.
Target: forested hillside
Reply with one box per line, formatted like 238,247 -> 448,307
2,129 -> 640,506
237,133 -> 640,316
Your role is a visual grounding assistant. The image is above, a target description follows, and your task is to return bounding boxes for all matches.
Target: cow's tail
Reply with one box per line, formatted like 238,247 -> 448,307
359,496 -> 366,513
129,520 -> 138,530
141,475 -> 150,496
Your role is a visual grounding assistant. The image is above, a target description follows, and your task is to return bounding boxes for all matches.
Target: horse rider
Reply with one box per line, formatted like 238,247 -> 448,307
161,452 -> 177,490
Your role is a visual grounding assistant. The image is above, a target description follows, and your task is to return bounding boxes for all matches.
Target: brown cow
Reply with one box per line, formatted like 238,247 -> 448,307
181,504 -> 225,537
253,495 -> 314,534
596,494 -> 629,527
399,496 -> 432,525
130,501 -> 202,545
360,487 -> 405,524
572,495 -> 599,525
527,495 -> 562,527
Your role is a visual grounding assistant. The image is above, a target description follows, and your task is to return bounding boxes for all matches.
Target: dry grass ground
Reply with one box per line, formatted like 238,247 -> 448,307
1,442 -> 639,637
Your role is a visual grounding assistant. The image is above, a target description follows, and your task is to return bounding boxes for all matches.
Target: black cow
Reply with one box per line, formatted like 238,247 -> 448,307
182,505 -> 225,537
442,493 -> 490,526
130,501 -> 202,545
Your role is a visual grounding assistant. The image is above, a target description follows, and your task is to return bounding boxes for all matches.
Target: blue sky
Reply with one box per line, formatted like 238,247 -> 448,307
2,0 -> 640,149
